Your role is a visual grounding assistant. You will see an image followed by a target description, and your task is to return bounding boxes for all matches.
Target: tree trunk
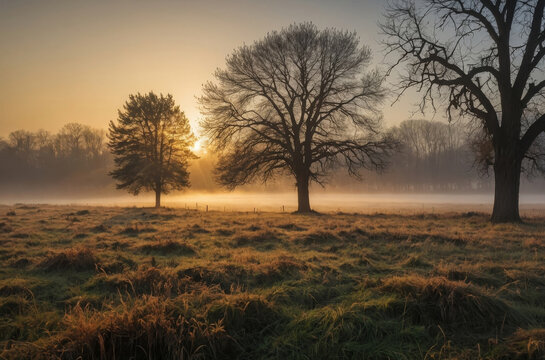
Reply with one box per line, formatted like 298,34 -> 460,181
491,150 -> 521,223
155,189 -> 161,208
296,173 -> 311,213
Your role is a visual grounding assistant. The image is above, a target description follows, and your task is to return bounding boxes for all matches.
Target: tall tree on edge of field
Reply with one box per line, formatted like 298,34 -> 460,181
108,92 -> 196,207
382,0 -> 545,223
199,23 -> 396,213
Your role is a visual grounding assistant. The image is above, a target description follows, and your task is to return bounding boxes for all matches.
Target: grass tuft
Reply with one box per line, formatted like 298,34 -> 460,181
138,240 -> 196,256
274,303 -> 425,359
42,296 -> 229,360
232,230 -> 280,247
298,231 -> 340,246
119,225 -> 157,236
206,293 -> 283,354
38,248 -> 98,272
378,275 -> 529,332
503,328 -> 545,359
277,223 -> 306,231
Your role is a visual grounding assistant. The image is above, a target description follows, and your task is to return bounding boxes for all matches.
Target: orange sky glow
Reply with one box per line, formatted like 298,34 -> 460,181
0,0 -> 424,138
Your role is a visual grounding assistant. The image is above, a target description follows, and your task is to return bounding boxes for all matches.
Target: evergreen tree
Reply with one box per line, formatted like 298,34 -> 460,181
108,92 -> 196,207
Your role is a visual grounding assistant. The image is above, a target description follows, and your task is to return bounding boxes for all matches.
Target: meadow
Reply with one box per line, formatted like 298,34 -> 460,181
0,204 -> 544,359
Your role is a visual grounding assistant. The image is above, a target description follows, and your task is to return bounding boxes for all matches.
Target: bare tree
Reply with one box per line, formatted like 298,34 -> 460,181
83,128 -> 105,161
57,123 -> 85,158
54,123 -> 105,162
200,23 -> 396,212
390,119 -> 470,189
382,0 -> 545,222
9,130 -> 36,155
108,92 -> 196,208
0,138 -> 7,152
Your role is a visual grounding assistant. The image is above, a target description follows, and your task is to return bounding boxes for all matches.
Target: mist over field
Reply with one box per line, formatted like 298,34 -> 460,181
2,152 -> 545,212
2,143 -> 545,212
2,120 -> 545,211
4,190 -> 545,214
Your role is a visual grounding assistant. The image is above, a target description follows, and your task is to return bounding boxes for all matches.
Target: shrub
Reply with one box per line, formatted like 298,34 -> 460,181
0,222 -> 12,233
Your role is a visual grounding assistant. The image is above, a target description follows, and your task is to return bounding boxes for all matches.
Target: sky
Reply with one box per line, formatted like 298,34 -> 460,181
0,0 -> 422,138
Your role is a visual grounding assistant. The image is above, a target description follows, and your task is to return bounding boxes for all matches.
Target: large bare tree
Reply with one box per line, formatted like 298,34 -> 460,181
200,23 -> 396,212
382,0 -> 545,222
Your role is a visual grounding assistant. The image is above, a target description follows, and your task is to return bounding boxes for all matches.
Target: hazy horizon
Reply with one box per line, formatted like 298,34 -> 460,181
3,189 -> 545,212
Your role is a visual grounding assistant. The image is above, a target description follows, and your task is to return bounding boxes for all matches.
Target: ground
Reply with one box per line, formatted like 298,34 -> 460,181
0,204 -> 544,359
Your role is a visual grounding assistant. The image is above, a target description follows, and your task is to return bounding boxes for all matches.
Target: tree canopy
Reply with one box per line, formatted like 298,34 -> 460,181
200,23 -> 396,212
108,92 -> 196,207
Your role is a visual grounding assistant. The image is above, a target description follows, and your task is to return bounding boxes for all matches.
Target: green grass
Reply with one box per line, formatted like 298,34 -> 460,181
0,205 -> 544,359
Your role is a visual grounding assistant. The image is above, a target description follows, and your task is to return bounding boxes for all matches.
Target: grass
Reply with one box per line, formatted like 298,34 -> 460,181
0,205 -> 544,359
38,248 -> 98,272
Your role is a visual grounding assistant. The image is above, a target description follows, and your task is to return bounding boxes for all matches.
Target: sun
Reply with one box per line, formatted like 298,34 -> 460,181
191,138 -> 204,153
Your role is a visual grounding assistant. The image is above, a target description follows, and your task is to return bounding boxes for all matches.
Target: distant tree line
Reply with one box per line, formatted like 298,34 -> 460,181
329,119 -> 545,193
383,120 -> 479,192
320,119 -> 474,192
3,118 -> 545,197
0,123 -> 112,193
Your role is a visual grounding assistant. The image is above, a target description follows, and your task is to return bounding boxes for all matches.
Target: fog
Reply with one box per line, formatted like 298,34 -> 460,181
2,120 -> 545,212
3,191 -> 545,215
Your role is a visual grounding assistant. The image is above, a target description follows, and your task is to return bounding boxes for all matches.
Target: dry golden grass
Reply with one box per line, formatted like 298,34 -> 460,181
0,205 -> 544,359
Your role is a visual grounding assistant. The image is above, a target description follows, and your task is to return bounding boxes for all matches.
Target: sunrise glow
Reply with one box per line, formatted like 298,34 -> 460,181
191,138 -> 204,154
1,1 -> 545,358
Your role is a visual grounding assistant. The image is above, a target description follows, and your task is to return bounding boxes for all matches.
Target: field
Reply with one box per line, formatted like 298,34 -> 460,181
0,205 -> 544,359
